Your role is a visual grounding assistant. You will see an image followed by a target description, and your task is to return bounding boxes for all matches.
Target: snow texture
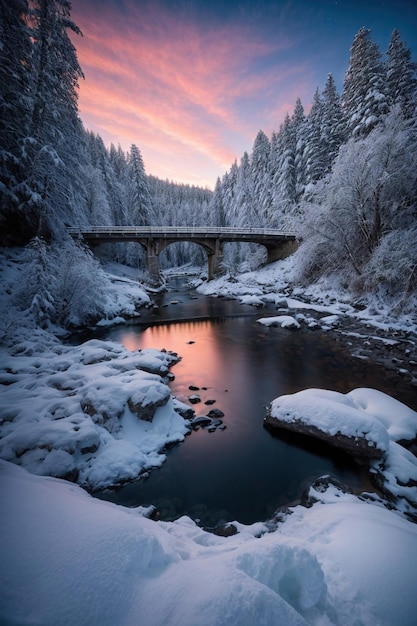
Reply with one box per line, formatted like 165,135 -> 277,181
0,338 -> 190,489
1,255 -> 417,625
1,459 -> 417,626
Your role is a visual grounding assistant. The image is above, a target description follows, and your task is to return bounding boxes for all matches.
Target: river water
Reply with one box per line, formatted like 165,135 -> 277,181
92,278 -> 413,527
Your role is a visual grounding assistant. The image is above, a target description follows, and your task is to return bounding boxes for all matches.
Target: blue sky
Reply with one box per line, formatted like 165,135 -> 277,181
71,0 -> 417,187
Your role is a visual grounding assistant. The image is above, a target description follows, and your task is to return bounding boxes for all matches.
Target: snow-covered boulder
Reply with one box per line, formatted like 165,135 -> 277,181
239,294 -> 265,307
0,339 -> 189,490
265,388 -> 390,459
257,315 -> 301,330
265,388 -> 417,515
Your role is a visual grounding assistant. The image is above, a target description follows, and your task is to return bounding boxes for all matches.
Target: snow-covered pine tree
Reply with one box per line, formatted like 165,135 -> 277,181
321,73 -> 347,171
0,0 -> 35,244
268,130 -> 287,227
386,29 -> 417,120
0,0 -> 32,147
27,0 -> 85,234
84,132 -> 118,226
302,89 -> 324,192
127,144 -> 151,226
210,177 -> 227,226
342,27 -> 388,138
271,113 -> 296,217
250,130 -> 271,225
292,97 -> 307,202
302,77 -> 347,194
14,236 -> 56,326
222,161 -> 237,225
108,143 -> 129,225
233,153 -> 253,227
84,163 -> 112,226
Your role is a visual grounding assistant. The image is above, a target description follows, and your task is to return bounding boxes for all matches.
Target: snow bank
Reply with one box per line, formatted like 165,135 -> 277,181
0,339 -> 190,489
197,255 -> 417,337
2,460 -> 417,626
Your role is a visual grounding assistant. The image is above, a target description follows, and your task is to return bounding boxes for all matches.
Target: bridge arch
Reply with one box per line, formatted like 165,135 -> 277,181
143,236 -> 224,283
157,239 -> 221,279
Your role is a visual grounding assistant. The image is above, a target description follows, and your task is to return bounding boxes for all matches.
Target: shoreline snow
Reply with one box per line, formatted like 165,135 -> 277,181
0,336 -> 191,490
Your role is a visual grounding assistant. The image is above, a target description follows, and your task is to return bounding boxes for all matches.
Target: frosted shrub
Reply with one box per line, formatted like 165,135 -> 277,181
52,241 -> 110,327
15,238 -> 110,328
296,108 -> 417,301
362,229 -> 417,312
14,237 -> 57,327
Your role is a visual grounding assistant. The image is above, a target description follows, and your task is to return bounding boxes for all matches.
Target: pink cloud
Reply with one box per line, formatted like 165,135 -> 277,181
71,0 -> 316,185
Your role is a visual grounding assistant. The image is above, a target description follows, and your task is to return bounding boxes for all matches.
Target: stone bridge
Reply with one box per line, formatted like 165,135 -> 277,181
67,226 -> 298,283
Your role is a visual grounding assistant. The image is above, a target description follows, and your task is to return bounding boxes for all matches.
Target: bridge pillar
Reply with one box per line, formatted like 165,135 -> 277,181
146,238 -> 162,284
207,239 -> 224,280
265,239 -> 298,264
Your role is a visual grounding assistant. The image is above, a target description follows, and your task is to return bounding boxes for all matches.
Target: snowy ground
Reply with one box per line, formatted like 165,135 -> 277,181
0,250 -> 192,491
197,255 -> 417,334
2,460 -> 417,626
1,249 -> 417,625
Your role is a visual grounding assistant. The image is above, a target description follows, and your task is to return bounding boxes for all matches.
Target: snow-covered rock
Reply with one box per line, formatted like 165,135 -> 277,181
266,388 -> 390,458
266,388 -> 417,516
0,339 -> 189,489
239,294 -> 265,306
257,315 -> 301,329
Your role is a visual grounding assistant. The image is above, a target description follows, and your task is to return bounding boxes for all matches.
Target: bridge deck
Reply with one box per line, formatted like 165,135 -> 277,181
67,226 -> 298,240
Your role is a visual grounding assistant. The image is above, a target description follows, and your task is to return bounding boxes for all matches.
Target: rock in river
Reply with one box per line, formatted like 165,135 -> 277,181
264,388 -> 389,460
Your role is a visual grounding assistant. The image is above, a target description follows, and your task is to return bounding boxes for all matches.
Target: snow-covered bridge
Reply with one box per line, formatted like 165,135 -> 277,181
67,226 -> 298,283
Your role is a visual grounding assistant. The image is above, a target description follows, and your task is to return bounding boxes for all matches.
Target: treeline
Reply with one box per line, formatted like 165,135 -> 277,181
0,0 -> 212,327
213,28 -> 417,229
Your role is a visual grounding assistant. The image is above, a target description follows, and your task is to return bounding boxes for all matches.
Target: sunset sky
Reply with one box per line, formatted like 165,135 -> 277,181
70,0 -> 417,188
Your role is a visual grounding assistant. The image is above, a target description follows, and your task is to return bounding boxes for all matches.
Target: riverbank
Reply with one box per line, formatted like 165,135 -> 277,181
195,256 -> 417,398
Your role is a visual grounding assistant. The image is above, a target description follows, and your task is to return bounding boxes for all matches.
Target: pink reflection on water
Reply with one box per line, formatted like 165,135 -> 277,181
114,321 -> 254,450
119,321 -> 222,385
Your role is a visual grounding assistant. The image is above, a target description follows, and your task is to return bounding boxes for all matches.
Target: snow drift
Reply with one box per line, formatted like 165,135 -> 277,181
1,460 -> 417,626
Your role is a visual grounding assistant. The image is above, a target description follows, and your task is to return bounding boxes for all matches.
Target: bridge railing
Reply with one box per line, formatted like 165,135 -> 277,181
67,226 -> 298,238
